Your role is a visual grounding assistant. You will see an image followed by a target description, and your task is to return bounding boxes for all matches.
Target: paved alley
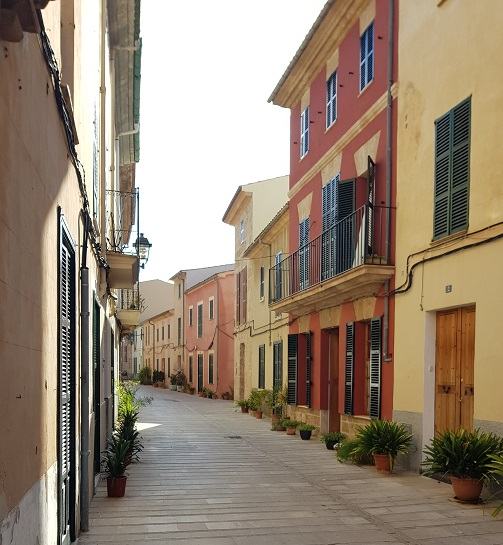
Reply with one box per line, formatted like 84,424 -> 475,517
79,388 -> 503,545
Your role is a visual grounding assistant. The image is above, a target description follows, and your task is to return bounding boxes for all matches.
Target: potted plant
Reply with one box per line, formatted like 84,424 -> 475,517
422,429 -> 503,502
169,374 -> 177,391
103,434 -> 130,497
298,424 -> 316,440
235,400 -> 249,414
137,366 -> 152,385
489,454 -> 503,516
353,420 -> 412,473
320,431 -> 346,450
336,438 -> 374,465
282,419 -> 299,436
247,389 -> 261,417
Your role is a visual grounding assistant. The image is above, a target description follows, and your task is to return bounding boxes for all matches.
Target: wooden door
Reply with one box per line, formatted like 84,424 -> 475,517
435,307 -> 475,434
239,343 -> 245,400
328,329 -> 340,432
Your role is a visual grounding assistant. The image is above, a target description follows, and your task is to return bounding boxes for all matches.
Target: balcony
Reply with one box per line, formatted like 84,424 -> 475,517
106,188 -> 139,288
116,284 -> 141,330
269,205 -> 394,316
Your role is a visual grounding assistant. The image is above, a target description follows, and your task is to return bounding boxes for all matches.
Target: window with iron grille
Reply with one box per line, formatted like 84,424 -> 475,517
360,21 -> 374,91
258,345 -> 265,389
300,106 -> 309,158
326,71 -> 337,127
274,252 -> 283,300
197,303 -> 203,338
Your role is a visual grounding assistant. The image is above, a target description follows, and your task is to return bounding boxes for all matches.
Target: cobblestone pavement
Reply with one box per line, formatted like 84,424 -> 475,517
79,387 -> 503,545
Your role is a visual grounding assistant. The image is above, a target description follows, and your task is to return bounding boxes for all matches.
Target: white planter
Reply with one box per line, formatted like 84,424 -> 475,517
170,385 -> 177,391
176,385 -> 183,392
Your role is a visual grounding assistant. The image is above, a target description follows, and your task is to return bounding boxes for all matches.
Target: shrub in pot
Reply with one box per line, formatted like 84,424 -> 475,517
422,429 -> 503,502
282,419 -> 299,436
299,424 -> 316,440
235,399 -> 250,413
137,366 -> 152,385
336,438 -> 374,465
489,454 -> 503,516
352,420 -> 412,473
103,434 -> 130,497
320,431 -> 346,451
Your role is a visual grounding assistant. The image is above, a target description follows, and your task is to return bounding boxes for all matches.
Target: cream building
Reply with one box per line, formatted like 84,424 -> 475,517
393,0 -> 503,470
0,1 -> 143,543
223,176 -> 289,399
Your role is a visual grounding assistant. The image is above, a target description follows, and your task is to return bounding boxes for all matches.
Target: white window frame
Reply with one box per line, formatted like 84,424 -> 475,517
300,107 -> 309,158
326,71 -> 337,128
188,305 -> 193,327
360,21 -> 374,92
208,296 -> 215,320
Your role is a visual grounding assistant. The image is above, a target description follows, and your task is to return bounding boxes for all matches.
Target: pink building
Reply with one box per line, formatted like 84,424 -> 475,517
184,267 -> 235,398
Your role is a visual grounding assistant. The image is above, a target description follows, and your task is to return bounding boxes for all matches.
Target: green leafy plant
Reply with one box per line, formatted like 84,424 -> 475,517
422,428 -> 503,480
152,370 -> 165,383
299,424 -> 316,432
137,366 -> 152,385
489,455 -> 503,516
201,387 -> 217,399
281,419 -> 299,429
170,370 -> 187,387
235,399 -> 250,409
352,420 -> 412,467
320,432 -> 346,445
102,433 -> 130,478
336,438 -> 374,465
247,389 -> 263,411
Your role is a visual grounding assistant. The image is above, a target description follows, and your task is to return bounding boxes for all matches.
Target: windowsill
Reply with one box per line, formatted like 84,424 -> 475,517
358,79 -> 374,97
259,297 -> 265,303
300,151 -> 309,162
325,120 -> 337,134
430,229 -> 468,248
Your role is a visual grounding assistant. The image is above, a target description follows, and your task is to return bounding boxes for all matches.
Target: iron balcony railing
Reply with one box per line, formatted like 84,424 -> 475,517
106,189 -> 139,256
117,283 -> 141,311
269,204 -> 391,303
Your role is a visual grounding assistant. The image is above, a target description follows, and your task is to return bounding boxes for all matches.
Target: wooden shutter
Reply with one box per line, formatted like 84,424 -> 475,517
258,345 -> 265,389
337,178 -> 355,274
287,334 -> 298,405
367,156 -> 376,255
305,332 -> 312,408
434,98 -> 471,238
369,317 -> 382,418
273,341 -> 283,391
299,219 -> 310,289
241,267 -> 247,323
344,323 -> 354,415
236,271 -> 240,324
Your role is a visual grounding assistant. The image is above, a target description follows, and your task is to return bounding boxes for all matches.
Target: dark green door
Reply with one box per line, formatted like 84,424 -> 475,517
197,354 -> 204,393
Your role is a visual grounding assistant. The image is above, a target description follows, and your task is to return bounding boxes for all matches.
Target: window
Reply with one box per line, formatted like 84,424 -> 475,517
156,328 -> 159,342
239,219 -> 245,244
433,98 -> 471,239
321,175 -> 339,280
178,283 -> 181,299
274,252 -> 283,300
162,326 -> 164,341
156,358 -> 159,370
197,303 -> 203,338
299,218 -> 310,290
197,353 -> 204,392
258,345 -> 265,389
161,358 -> 165,373
177,317 -> 182,346
326,71 -> 337,127
287,333 -> 312,407
167,358 -> 171,376
189,306 -> 193,327
167,324 -> 171,339
236,268 -> 247,325
360,22 -> 374,91
208,353 -> 214,384
177,355 -> 181,369
209,297 -> 214,320
259,266 -> 265,300
273,341 -> 283,392
189,354 -> 193,383
300,106 -> 309,158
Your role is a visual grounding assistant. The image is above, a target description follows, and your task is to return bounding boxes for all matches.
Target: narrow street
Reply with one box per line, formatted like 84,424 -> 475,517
80,388 -> 503,545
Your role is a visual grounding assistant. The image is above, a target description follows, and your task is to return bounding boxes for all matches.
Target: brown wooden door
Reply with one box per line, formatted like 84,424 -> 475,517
239,343 -> 245,400
435,307 -> 475,434
328,329 -> 340,432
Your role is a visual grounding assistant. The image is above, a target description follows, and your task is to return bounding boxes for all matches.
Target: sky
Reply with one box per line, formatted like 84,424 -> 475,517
137,1 -> 326,282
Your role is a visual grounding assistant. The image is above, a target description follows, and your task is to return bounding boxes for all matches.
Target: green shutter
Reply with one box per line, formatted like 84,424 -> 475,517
287,334 -> 298,405
337,178 -> 355,274
344,323 -> 354,415
258,345 -> 265,389
305,332 -> 312,408
369,317 -> 382,418
434,98 -> 470,238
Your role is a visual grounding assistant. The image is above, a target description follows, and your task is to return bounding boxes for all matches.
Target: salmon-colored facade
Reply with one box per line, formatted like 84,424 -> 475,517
269,0 -> 398,435
184,270 -> 235,398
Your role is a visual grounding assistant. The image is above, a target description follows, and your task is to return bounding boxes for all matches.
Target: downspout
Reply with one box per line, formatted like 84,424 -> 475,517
99,0 -> 107,254
215,276 -> 220,392
149,320 -> 155,370
260,240 -> 273,347
383,0 -> 395,362
80,214 -> 90,532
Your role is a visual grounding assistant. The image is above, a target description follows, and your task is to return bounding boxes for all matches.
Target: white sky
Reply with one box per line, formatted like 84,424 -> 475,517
137,1 -> 326,281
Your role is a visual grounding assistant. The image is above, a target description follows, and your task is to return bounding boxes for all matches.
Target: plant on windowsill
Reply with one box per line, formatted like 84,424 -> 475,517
320,431 -> 346,451
281,419 -> 300,436
103,433 -> 130,497
422,428 -> 503,502
298,424 -> 317,441
235,399 -> 250,413
352,420 -> 412,473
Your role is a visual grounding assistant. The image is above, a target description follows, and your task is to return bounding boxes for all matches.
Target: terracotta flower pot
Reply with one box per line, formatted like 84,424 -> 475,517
275,426 -> 286,432
107,476 -> 127,497
241,406 -> 249,414
286,427 -> 296,436
271,414 -> 280,425
373,453 -> 391,473
255,410 -> 263,419
450,476 -> 483,502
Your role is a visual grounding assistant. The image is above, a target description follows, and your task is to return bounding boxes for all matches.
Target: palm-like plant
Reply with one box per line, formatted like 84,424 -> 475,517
422,429 -> 503,480
353,420 -> 412,463
489,455 -> 503,516
103,433 -> 130,478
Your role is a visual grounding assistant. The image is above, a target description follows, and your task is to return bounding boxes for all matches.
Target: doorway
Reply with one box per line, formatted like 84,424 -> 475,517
239,343 -> 245,399
197,353 -> 204,393
435,306 -> 475,434
327,328 -> 340,432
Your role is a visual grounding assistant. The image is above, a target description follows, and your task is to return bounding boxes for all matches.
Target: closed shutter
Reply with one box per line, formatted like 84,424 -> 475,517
299,218 -> 310,289
287,334 -> 298,405
258,345 -> 265,389
337,178 -> 355,273
240,267 -> 247,324
367,156 -> 376,255
273,341 -> 283,391
305,332 -> 312,408
344,323 -> 354,415
197,303 -> 203,337
434,98 -> 470,238
208,353 -> 214,384
236,271 -> 240,324
369,317 -> 382,418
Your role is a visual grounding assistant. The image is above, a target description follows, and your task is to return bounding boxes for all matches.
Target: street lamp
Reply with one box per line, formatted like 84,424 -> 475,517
134,233 -> 152,269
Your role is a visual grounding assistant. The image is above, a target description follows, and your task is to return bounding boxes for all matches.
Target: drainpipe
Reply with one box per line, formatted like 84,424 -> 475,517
80,216 -> 90,532
261,240 -> 273,347
149,320 -> 156,371
99,0 -> 107,254
383,0 -> 395,362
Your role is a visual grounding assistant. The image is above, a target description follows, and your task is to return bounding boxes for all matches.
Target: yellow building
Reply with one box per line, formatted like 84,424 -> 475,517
393,0 -> 503,470
223,176 -> 289,400
144,309 -> 174,381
